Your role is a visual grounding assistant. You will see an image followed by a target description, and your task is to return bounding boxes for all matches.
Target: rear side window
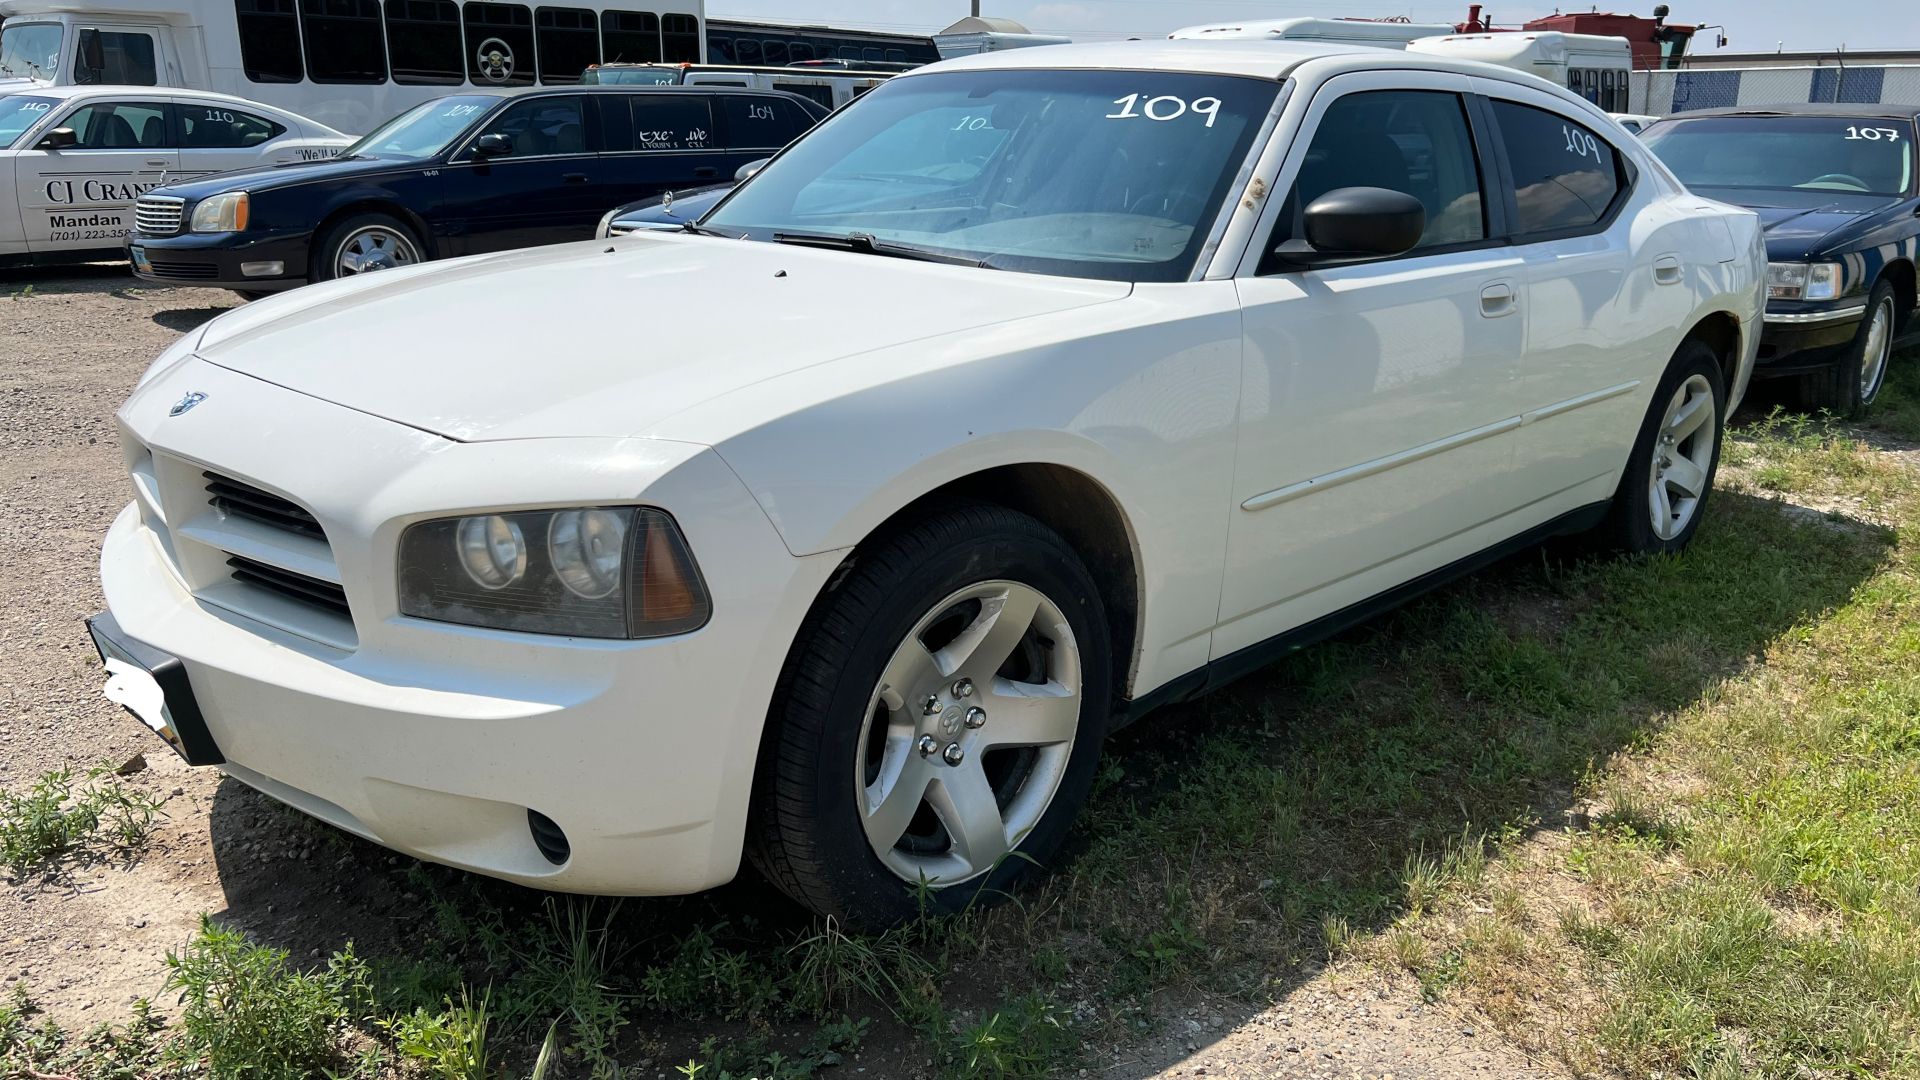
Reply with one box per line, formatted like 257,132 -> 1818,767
722,95 -> 813,149
601,11 -> 661,64
173,103 -> 286,147
386,0 -> 464,85
62,101 -> 169,148
1490,100 -> 1625,235
300,0 -> 386,84
1268,88 -> 1487,261
235,0 -> 303,82
629,96 -> 713,151
536,6 -> 599,84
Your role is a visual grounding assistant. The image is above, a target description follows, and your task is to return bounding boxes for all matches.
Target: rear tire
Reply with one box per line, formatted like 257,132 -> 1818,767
1797,279 -> 1896,418
310,213 -> 423,283
1598,339 -> 1726,556
749,504 -> 1111,927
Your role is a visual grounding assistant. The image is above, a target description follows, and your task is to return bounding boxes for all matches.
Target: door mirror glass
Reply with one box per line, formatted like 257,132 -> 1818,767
36,126 -> 79,150
473,132 -> 513,157
735,158 -> 770,182
79,28 -> 106,81
1272,187 -> 1426,268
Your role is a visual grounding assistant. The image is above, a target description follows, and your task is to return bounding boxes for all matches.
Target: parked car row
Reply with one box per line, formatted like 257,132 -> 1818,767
90,41 -> 1785,924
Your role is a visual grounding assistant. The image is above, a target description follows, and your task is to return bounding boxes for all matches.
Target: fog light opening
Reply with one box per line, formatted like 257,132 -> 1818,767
527,808 -> 570,865
240,260 -> 285,277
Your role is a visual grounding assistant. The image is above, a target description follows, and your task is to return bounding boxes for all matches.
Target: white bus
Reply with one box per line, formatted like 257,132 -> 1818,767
1168,17 -> 1458,50
0,0 -> 704,133
1407,32 -> 1633,111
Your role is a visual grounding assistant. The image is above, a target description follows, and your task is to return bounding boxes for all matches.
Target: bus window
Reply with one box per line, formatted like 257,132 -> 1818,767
734,39 -> 760,65
601,11 -> 661,64
74,30 -> 159,85
862,47 -> 882,63
761,38 -> 789,66
535,6 -> 599,84
235,0 -> 303,82
385,0 -> 463,84
661,13 -> 699,62
464,1 -> 535,85
790,42 -> 814,61
884,48 -> 906,63
838,45 -> 859,60
301,0 -> 387,83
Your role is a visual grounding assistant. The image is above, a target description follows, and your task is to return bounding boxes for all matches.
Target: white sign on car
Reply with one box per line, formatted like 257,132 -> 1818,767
94,41 -> 1762,925
0,85 -> 351,268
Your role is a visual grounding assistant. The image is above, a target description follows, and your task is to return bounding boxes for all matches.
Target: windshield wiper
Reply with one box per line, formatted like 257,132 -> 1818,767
679,220 -> 739,238
771,230 -> 991,268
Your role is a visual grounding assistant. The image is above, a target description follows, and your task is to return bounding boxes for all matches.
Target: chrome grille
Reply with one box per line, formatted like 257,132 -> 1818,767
134,195 -> 185,236
205,472 -> 325,541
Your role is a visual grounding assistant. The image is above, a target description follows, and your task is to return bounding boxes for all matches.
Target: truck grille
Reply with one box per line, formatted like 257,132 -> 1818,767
226,555 -> 350,617
205,472 -> 326,540
134,195 -> 185,236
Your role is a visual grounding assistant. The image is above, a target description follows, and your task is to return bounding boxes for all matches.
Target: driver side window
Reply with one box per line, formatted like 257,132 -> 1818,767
1261,89 -> 1487,272
477,95 -> 586,156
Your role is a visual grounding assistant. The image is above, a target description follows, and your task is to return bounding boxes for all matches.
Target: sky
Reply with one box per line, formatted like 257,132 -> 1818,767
706,1 -> 1920,54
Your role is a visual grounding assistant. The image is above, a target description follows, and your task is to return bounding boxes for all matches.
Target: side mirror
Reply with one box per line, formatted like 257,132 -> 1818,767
36,127 -> 78,150
473,133 -> 513,157
80,28 -> 106,70
734,158 -> 770,183
1270,187 -> 1426,269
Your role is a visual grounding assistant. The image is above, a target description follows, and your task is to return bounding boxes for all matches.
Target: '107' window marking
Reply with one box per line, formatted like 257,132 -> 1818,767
1845,126 -> 1902,141
1107,95 -> 1224,128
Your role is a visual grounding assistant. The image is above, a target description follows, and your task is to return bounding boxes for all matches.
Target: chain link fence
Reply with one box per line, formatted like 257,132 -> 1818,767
1631,65 -> 1920,115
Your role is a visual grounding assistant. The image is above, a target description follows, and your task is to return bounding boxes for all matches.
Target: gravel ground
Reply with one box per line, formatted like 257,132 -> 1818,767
0,267 -> 1563,1078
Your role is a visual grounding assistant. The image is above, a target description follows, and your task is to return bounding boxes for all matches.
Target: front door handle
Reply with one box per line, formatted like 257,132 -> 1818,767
145,159 -> 169,167
693,166 -> 719,178
1480,282 -> 1516,318
1653,255 -> 1683,285
562,172 -> 588,183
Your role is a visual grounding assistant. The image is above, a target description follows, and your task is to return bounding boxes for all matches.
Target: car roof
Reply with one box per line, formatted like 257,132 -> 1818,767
1659,102 -> 1920,121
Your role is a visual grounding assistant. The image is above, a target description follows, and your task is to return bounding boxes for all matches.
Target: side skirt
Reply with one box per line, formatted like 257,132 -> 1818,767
1119,500 -> 1611,726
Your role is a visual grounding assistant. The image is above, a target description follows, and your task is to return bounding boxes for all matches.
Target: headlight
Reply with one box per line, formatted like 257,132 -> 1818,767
1767,261 -> 1841,302
398,507 -> 710,639
190,191 -> 250,233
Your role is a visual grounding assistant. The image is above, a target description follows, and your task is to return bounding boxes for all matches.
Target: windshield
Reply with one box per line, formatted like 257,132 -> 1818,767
703,69 -> 1281,282
344,95 -> 496,159
0,93 -> 55,148
1642,115 -> 1916,197
584,66 -> 676,85
0,22 -> 62,80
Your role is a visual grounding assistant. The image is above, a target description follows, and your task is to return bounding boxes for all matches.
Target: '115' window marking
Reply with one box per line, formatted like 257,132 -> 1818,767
1562,124 -> 1606,167
1107,95 -> 1223,128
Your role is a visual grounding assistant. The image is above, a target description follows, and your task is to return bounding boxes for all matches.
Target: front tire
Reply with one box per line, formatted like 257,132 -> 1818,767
750,505 -> 1112,926
1797,279 -> 1896,418
310,213 -> 423,283
1599,339 -> 1726,555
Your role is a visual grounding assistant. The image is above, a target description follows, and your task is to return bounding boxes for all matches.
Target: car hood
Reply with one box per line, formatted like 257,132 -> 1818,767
1688,186 -> 1891,257
152,154 -> 413,199
192,235 -> 1132,442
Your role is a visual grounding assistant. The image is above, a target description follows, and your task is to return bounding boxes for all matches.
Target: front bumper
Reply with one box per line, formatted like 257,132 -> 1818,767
124,229 -> 312,293
97,359 -> 841,894
1754,303 -> 1865,376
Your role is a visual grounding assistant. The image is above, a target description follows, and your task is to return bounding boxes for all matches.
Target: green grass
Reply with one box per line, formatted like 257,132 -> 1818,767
0,766 -> 167,875
22,347 -> 1920,1077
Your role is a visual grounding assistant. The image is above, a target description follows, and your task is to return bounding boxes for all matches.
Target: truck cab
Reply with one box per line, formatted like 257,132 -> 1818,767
0,10 -> 199,88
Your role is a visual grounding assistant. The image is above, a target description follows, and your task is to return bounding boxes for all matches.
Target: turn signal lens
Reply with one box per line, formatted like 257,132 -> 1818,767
637,512 -> 704,626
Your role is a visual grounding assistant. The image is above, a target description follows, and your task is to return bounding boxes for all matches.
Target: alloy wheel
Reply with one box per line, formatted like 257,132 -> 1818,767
335,227 -> 420,277
1860,295 -> 1895,405
1648,372 -> 1717,541
855,580 -> 1081,887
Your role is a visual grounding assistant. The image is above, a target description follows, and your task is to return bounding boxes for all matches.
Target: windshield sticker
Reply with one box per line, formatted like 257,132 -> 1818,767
1106,95 -> 1224,128
1562,124 -> 1606,167
1845,126 -> 1902,142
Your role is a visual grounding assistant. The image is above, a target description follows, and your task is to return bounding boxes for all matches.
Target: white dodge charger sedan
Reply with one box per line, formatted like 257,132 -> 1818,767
92,41 -> 1762,924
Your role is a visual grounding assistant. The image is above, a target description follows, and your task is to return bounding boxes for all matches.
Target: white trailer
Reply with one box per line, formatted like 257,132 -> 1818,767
1408,31 -> 1633,111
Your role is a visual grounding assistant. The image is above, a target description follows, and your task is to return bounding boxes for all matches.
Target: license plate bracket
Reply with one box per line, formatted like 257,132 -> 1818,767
85,611 -> 224,766
129,245 -> 152,274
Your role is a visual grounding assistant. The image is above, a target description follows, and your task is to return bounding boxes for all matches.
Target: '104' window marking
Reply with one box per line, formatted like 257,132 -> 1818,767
1107,95 -> 1224,128
1562,124 -> 1606,167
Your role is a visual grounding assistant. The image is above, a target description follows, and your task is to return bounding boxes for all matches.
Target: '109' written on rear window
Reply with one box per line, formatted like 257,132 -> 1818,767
631,98 -> 712,150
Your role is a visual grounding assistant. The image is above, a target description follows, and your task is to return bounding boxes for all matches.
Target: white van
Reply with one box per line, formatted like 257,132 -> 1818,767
0,0 -> 706,134
1407,32 -> 1633,112
1168,17 -> 1457,49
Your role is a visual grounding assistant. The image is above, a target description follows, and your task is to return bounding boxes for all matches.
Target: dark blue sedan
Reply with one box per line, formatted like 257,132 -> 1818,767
1642,104 -> 1920,417
123,86 -> 827,296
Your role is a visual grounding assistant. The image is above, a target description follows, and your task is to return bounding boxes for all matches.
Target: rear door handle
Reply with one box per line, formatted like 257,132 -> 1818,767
1653,255 -> 1683,285
562,172 -> 588,183
145,159 -> 169,168
1480,282 -> 1516,318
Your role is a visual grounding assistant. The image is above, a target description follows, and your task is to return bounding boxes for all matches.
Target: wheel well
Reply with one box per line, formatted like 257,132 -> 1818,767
845,465 -> 1142,700
311,201 -> 435,263
1681,310 -> 1742,391
1879,259 -> 1916,334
